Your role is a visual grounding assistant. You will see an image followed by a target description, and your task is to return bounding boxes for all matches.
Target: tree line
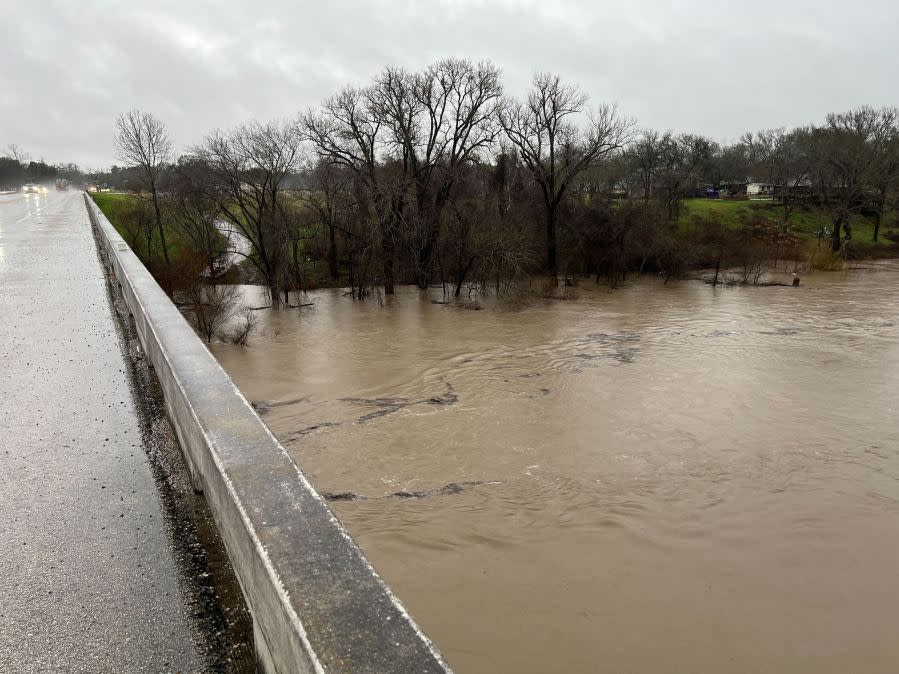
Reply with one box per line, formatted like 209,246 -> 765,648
108,58 -> 899,307
0,144 -> 83,190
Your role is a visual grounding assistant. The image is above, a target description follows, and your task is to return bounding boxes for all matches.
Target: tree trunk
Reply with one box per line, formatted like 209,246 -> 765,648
269,284 -> 282,308
453,256 -> 477,298
347,253 -> 355,295
873,208 -> 882,243
546,207 -> 558,278
415,218 -> 444,290
382,246 -> 395,295
327,223 -> 338,279
143,223 -> 154,262
831,217 -> 842,252
151,186 -> 170,266
435,247 -> 447,297
416,253 -> 432,290
378,199 -> 398,295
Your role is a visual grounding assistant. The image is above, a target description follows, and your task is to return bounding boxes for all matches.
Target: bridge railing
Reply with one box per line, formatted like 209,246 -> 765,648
85,194 -> 451,674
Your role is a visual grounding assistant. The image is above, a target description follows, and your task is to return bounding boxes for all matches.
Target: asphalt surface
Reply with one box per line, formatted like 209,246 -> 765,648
0,190 -> 203,672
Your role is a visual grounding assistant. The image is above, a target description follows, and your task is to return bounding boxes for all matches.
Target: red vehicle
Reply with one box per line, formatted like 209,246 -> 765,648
55,179 -> 68,191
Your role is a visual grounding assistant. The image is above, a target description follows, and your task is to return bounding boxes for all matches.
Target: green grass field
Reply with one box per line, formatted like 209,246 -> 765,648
90,192 -> 135,228
679,198 -> 899,257
91,192 -> 223,263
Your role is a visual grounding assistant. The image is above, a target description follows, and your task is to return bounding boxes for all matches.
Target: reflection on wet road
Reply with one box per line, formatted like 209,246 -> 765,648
213,264 -> 899,673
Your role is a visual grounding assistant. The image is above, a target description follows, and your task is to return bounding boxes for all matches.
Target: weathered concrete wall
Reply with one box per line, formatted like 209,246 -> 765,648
85,195 -> 451,674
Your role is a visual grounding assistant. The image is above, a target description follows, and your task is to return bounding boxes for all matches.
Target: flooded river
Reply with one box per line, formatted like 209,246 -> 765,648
211,265 -> 899,673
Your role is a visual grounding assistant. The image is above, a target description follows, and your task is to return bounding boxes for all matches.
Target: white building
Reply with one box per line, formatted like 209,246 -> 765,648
747,182 -> 776,198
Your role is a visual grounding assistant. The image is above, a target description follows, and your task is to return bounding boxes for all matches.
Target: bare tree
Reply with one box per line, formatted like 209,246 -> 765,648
500,73 -> 633,277
628,129 -> 665,200
809,107 -> 883,252
301,159 -> 354,280
867,108 -> 899,242
302,86 -> 405,294
6,144 -> 29,163
227,308 -> 259,346
343,176 -> 384,299
655,133 -> 714,220
372,58 -> 503,287
195,121 -> 304,307
481,149 -> 535,293
114,110 -> 172,265
700,142 -> 749,190
167,156 -> 228,278
743,127 -> 812,231
431,160 -> 534,298
183,283 -> 240,343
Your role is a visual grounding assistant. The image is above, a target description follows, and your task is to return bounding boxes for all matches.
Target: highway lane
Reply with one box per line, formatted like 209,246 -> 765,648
0,191 -> 203,671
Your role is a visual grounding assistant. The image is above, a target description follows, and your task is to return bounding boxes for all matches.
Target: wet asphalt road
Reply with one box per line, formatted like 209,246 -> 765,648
0,191 -> 201,671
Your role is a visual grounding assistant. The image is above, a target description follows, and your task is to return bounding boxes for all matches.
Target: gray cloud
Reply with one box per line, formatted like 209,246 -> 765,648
2,0 -> 897,168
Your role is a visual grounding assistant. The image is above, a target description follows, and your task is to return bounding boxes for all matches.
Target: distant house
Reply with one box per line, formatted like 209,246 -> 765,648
774,177 -> 813,198
717,182 -> 748,198
747,182 -> 776,198
609,181 -> 629,198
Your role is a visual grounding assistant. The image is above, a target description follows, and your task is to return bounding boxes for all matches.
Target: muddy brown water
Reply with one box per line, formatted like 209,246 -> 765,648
211,265 -> 899,674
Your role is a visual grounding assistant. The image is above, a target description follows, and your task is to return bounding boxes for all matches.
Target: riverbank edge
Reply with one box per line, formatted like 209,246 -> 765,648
84,193 -> 451,674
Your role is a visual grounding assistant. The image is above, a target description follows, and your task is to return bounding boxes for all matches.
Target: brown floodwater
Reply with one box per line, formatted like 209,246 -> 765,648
211,264 -> 899,674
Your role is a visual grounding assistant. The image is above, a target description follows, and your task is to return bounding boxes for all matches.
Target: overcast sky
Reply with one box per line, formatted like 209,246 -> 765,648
3,0 -> 897,169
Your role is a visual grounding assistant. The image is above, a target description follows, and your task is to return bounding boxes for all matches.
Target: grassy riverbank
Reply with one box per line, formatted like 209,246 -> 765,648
91,192 -> 211,263
90,192 -> 133,226
679,198 -> 899,258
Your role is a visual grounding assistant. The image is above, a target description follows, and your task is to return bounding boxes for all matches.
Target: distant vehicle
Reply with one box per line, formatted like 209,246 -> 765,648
55,178 -> 69,191
22,183 -> 38,193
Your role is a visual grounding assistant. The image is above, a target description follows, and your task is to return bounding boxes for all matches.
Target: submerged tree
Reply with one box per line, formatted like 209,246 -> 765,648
435,161 -> 533,297
194,120 -> 304,306
301,159 -> 355,280
372,58 -> 503,288
303,86 -> 405,294
500,73 -> 633,277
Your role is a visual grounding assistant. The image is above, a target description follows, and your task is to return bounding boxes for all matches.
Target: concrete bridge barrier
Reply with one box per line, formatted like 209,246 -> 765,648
85,195 -> 451,674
